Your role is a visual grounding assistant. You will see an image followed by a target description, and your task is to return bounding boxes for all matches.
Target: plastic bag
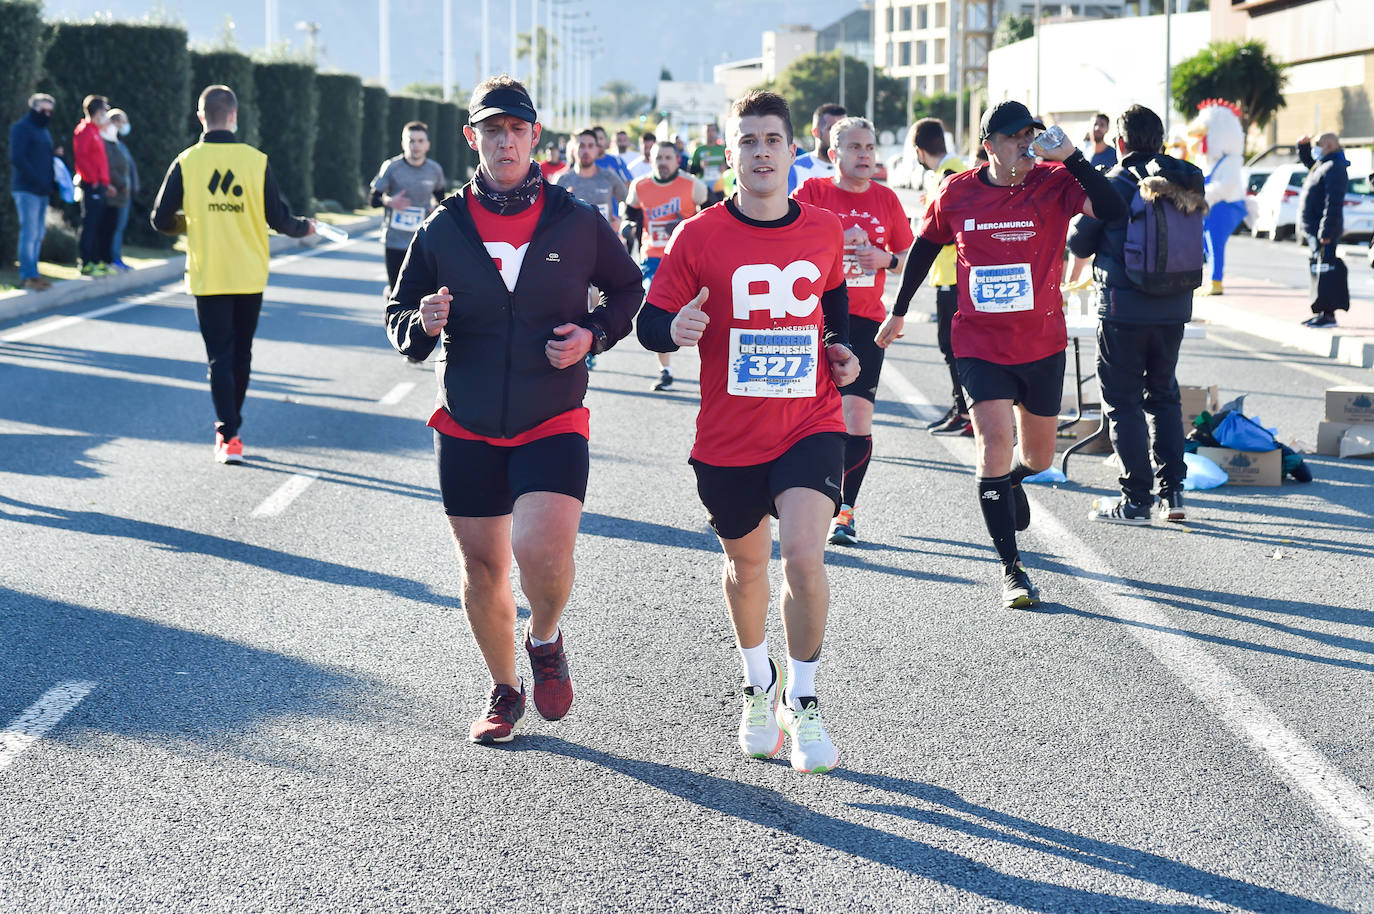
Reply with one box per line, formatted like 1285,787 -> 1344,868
1023,466 -> 1067,484
53,156 -> 75,203
1214,411 -> 1278,451
1183,451 -> 1227,489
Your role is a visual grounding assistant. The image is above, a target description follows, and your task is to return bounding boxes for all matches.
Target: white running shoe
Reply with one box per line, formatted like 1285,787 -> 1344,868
778,696 -> 839,774
738,659 -> 784,759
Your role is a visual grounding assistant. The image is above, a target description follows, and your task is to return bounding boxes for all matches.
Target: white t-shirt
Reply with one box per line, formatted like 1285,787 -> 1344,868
788,151 -> 834,194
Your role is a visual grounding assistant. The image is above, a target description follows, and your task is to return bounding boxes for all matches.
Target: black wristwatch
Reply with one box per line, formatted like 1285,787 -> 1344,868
888,253 -> 899,271
587,323 -> 609,356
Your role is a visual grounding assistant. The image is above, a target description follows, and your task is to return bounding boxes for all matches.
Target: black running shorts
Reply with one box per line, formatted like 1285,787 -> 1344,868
435,431 -> 589,517
837,315 -> 885,404
690,432 -> 845,540
955,350 -> 1066,417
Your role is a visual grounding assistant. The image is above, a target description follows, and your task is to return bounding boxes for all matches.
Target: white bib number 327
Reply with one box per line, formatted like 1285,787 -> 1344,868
728,327 -> 818,398
969,263 -> 1034,313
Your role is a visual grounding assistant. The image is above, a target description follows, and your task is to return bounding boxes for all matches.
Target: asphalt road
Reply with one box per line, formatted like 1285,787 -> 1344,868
2,226 -> 1372,913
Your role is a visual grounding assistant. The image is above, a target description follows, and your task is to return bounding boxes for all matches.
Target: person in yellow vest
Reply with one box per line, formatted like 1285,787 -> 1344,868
152,84 -> 315,464
624,139 -> 706,391
879,117 -> 969,436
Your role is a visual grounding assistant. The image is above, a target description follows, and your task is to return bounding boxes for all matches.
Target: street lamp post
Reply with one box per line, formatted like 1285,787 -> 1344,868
442,0 -> 452,99
379,0 -> 390,90
481,0 -> 490,81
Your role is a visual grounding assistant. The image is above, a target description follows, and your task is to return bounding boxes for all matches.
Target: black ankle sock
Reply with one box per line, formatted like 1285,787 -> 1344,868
1009,461 -> 1035,486
842,434 -> 872,507
977,474 -> 1020,570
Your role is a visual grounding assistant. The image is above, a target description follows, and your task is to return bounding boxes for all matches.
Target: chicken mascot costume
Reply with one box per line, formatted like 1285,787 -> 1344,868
1189,99 -> 1249,295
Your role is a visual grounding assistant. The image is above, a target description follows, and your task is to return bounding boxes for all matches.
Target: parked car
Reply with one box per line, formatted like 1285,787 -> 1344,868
886,151 -> 917,189
1250,163 -> 1374,243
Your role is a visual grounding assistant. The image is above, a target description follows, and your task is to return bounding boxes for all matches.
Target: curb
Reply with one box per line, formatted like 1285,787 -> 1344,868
1192,296 -> 1374,371
0,214 -> 383,325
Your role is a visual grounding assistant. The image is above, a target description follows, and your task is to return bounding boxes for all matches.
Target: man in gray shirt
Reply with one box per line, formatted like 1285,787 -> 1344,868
370,120 -> 447,293
552,128 -> 627,232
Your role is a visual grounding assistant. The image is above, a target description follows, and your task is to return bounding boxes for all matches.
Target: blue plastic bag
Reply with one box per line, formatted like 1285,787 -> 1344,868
1183,451 -> 1227,489
1214,411 -> 1278,451
53,156 -> 75,203
1022,466 -> 1067,484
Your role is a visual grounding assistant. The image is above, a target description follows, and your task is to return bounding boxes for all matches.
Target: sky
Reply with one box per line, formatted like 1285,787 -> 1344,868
43,0 -> 864,98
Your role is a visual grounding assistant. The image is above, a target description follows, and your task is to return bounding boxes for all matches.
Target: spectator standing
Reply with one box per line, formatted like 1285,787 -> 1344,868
1066,104 -> 1206,524
1084,113 -> 1117,170
9,92 -> 56,290
369,120 -> 447,295
72,94 -> 113,276
102,108 -> 139,271
1296,133 -> 1350,328
151,84 -> 315,464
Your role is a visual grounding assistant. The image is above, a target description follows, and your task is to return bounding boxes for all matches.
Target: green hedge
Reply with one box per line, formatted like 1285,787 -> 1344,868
455,107 -> 473,181
254,60 -> 317,215
41,21 -> 191,248
189,48 -> 257,145
0,0 -> 48,266
359,84 -> 389,188
434,102 -> 459,186
386,94 -> 421,153
313,72 -> 362,209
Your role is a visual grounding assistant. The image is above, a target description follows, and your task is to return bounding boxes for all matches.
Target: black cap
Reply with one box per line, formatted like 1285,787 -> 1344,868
469,85 -> 537,124
980,100 -> 1045,140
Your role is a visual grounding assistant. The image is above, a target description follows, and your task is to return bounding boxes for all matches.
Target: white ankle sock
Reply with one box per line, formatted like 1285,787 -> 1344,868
738,639 -> 771,689
786,657 -> 818,707
528,625 -> 559,647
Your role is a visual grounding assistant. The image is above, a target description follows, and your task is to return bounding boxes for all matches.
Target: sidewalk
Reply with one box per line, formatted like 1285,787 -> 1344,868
0,212 -> 384,325
1190,274 -> 1374,371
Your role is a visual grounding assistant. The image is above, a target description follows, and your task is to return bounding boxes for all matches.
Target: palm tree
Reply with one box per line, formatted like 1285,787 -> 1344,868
600,79 -> 637,119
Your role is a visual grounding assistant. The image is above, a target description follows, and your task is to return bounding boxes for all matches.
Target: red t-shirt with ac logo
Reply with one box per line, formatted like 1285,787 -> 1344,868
428,188 -> 590,445
646,200 -> 847,467
919,162 -> 1087,365
793,177 -> 914,322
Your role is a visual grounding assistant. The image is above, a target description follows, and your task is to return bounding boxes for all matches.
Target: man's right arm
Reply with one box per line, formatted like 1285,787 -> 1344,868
150,159 -> 186,234
385,228 -> 441,360
262,161 -> 312,237
1297,140 -> 1315,170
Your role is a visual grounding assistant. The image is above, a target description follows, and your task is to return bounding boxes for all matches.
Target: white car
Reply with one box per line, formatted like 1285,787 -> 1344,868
1251,162 -> 1374,243
886,151 -> 917,189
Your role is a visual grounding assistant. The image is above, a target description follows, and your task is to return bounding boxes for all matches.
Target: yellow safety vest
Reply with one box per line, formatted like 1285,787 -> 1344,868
923,155 -> 965,288
177,141 -> 270,296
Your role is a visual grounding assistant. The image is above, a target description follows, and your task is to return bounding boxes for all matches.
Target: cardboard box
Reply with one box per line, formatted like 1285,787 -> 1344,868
1180,384 -> 1220,434
1324,386 -> 1374,423
1197,446 -> 1282,486
1056,412 -> 1113,454
1317,420 -> 1352,457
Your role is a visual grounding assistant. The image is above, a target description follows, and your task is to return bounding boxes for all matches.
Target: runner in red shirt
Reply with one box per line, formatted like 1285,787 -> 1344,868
794,116 -> 913,546
637,90 -> 857,774
886,100 -> 1126,609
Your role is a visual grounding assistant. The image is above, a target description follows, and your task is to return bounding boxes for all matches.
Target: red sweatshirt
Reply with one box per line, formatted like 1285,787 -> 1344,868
72,119 -> 109,187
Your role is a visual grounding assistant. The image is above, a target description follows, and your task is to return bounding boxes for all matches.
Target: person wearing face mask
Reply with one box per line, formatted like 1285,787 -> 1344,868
102,108 -> 139,272
9,93 -> 57,290
151,84 -> 316,465
72,94 -> 114,276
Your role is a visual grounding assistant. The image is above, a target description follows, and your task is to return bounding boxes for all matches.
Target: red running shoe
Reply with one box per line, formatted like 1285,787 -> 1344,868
468,682 -> 525,744
526,629 -> 573,720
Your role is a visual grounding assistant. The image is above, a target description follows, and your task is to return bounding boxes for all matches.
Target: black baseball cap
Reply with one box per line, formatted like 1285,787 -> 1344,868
469,85 -> 537,124
980,100 -> 1045,140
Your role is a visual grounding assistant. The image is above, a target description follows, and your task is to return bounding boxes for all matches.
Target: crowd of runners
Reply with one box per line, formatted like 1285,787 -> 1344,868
159,71 -> 1185,775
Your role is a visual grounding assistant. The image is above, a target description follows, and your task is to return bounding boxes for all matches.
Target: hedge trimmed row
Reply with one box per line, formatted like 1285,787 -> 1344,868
3,13 -> 481,271
0,0 -> 47,262
314,73 -> 362,209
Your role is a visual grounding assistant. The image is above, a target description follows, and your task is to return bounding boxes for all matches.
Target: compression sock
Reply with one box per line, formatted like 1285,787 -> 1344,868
842,434 -> 873,508
1009,455 -> 1035,485
949,363 -> 968,415
738,639 -> 772,690
785,656 -> 818,708
977,474 -> 1021,570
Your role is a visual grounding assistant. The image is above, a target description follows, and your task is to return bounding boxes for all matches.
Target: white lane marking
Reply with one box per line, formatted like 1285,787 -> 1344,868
1205,330 -> 1356,385
0,680 -> 98,773
251,473 -> 319,517
0,229 -> 376,344
880,367 -> 946,422
882,359 -> 1374,865
379,382 -> 416,405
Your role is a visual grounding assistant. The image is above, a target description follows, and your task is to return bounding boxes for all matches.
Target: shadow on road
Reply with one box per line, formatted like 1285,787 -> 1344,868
0,586 -> 381,754
511,737 -> 1338,912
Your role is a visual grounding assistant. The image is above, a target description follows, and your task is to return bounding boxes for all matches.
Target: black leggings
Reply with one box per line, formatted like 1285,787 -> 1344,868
195,292 -> 263,439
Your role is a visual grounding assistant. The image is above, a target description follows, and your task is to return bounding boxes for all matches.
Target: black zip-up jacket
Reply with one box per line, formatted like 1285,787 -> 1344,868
1066,152 -> 1205,325
386,181 -> 643,438
1296,141 -> 1348,244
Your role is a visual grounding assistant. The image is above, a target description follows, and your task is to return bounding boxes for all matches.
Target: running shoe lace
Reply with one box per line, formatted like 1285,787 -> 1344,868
792,704 -> 824,743
743,689 -> 771,728
486,691 -> 516,723
531,649 -> 566,680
